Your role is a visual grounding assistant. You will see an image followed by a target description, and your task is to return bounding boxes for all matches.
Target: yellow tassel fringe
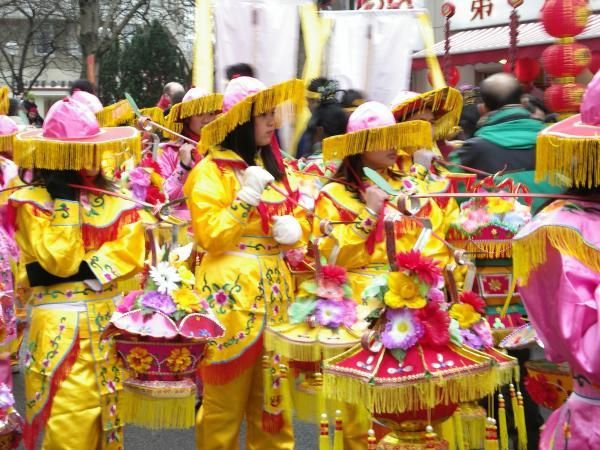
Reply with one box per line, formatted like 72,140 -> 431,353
322,120 -> 433,162
0,86 -> 8,116
535,133 -> 600,188
451,239 -> 513,259
14,131 -> 142,170
96,100 -> 136,127
200,79 -> 304,151
453,407 -> 466,450
167,94 -> 223,127
513,225 -> 600,285
0,133 -> 15,153
121,389 -> 196,429
459,402 -> 486,449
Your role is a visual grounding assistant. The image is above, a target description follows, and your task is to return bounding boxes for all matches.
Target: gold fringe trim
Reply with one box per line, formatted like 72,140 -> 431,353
535,133 -> 600,188
14,131 -> 142,170
96,100 -> 136,127
0,133 -> 15,152
392,87 -> 463,141
450,239 -> 513,259
460,402 -> 486,449
200,79 -> 304,151
121,388 -> 196,429
167,93 -> 223,125
322,120 -> 433,161
513,225 -> 600,285
137,107 -> 166,125
0,86 -> 8,116
264,329 -> 356,363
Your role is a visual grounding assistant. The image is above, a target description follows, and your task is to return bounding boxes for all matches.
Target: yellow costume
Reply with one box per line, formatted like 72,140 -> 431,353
10,186 -> 145,450
186,148 -> 309,450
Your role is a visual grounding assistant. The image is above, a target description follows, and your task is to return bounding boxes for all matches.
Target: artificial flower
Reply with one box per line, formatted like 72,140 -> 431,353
384,272 -> 426,309
126,347 -> 153,373
116,290 -> 143,313
395,250 -> 442,286
166,347 -> 192,373
416,301 -> 450,347
339,299 -> 358,327
285,248 -> 306,268
146,185 -> 166,204
0,383 -> 14,409
449,303 -> 482,329
381,308 -> 424,350
177,266 -> 195,287
315,299 -> 347,328
288,299 -> 317,324
172,287 -> 201,313
460,219 -> 480,234
448,319 -> 463,346
459,291 -> 486,314
460,328 -> 484,349
467,208 -> 490,225
427,287 -> 445,304
141,291 -> 176,315
149,261 -> 181,294
140,154 -> 163,174
524,375 -> 558,409
321,265 -> 348,285
486,196 -> 513,215
317,279 -> 345,300
473,320 -> 493,348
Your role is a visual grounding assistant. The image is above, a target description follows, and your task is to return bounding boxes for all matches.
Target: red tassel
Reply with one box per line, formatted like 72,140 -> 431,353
262,411 -> 284,433
201,337 -> 263,385
82,209 -> 140,248
365,201 -> 387,255
23,336 -> 81,450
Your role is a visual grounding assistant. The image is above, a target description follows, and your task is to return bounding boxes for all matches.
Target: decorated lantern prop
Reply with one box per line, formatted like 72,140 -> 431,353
448,176 -> 532,343
102,238 -> 224,429
541,0 -> 591,116
323,240 -> 496,449
0,384 -> 22,450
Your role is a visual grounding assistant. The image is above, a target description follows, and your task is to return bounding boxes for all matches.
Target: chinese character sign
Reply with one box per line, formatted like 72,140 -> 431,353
471,0 -> 493,22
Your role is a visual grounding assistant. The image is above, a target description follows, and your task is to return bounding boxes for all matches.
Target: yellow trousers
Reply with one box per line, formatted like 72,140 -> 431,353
196,359 -> 294,450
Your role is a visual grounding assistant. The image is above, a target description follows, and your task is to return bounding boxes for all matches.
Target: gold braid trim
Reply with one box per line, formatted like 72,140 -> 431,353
96,100 -> 136,127
0,133 -> 15,153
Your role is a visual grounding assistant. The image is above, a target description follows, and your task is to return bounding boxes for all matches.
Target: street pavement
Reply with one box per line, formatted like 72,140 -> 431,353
12,368 -> 318,449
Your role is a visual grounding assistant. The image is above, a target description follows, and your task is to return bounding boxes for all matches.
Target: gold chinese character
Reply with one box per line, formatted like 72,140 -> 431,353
471,0 -> 493,21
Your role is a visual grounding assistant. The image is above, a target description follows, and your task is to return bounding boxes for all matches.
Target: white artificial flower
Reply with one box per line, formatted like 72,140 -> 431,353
149,261 -> 181,294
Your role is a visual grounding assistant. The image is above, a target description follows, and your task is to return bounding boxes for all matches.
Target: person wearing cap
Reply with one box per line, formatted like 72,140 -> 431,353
184,76 -> 309,450
9,98 -> 146,449
159,88 -> 223,221
511,71 -> 600,450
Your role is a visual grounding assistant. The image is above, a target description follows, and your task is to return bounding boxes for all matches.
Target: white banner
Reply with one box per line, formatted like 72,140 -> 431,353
451,0 -> 600,31
322,10 -> 419,105
213,0 -> 308,92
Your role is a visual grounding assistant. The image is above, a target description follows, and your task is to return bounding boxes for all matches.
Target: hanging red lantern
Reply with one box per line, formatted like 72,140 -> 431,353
503,58 -> 541,84
590,52 -> 600,74
427,65 -> 459,87
541,0 -> 590,38
542,42 -> 591,78
544,83 -> 586,113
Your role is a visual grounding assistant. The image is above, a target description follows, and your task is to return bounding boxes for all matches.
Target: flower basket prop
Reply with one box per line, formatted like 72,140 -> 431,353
0,384 -> 22,450
448,176 -> 532,342
524,360 -> 572,410
323,243 -> 496,449
102,236 -> 224,430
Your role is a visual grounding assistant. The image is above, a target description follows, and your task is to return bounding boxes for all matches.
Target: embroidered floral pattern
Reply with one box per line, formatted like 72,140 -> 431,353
126,347 -> 153,373
166,348 -> 192,372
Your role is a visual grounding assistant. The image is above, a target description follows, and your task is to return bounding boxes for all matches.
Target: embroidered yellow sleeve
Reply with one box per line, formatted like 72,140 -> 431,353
184,159 -> 253,254
14,202 -> 85,278
85,220 -> 145,285
314,193 -> 375,269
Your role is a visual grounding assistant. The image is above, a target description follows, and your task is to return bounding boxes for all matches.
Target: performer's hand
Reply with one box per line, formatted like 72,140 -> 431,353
364,185 -> 388,215
272,215 -> 303,245
412,149 -> 437,170
179,143 -> 195,168
237,166 -> 275,206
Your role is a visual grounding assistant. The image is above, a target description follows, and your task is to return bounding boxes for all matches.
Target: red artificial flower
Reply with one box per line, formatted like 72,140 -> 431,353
146,185 -> 165,205
524,375 -> 558,409
395,250 -> 442,285
459,291 -> 486,314
415,301 -> 450,347
140,154 -> 162,175
321,265 -> 347,286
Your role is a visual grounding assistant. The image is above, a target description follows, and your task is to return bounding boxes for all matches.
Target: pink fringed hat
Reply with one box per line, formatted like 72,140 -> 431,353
70,90 -> 103,114
165,87 -> 223,133
0,116 -> 18,154
322,101 -> 433,161
14,97 -> 141,170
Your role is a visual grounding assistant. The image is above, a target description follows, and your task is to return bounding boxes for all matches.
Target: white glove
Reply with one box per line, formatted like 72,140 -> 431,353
237,166 -> 275,206
412,149 -> 437,170
272,215 -> 303,246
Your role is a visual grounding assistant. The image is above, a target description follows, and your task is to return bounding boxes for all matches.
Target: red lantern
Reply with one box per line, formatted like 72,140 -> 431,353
441,2 -> 455,18
590,52 -> 600,74
542,42 -> 591,78
428,65 -> 460,87
544,83 -> 586,113
541,0 -> 590,38
503,58 -> 541,84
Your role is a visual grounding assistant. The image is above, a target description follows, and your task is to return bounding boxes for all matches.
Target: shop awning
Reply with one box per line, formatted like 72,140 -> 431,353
412,14 -> 600,70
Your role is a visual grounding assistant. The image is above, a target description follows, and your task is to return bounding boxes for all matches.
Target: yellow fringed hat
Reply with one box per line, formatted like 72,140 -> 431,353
322,101 -> 433,161
165,88 -> 223,134
535,71 -> 600,189
0,86 -> 9,116
96,99 -> 136,127
0,116 -> 17,153
199,77 -> 304,152
391,86 -> 463,141
15,97 -> 141,170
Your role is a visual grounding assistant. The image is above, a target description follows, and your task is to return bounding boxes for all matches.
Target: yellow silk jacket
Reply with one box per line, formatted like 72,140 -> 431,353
184,147 -> 310,384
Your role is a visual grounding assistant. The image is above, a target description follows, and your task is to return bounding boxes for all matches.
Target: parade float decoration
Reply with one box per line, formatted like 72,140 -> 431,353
0,384 -> 22,450
448,176 -> 532,343
541,0 -> 591,116
323,241 -> 496,449
102,239 -> 224,429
